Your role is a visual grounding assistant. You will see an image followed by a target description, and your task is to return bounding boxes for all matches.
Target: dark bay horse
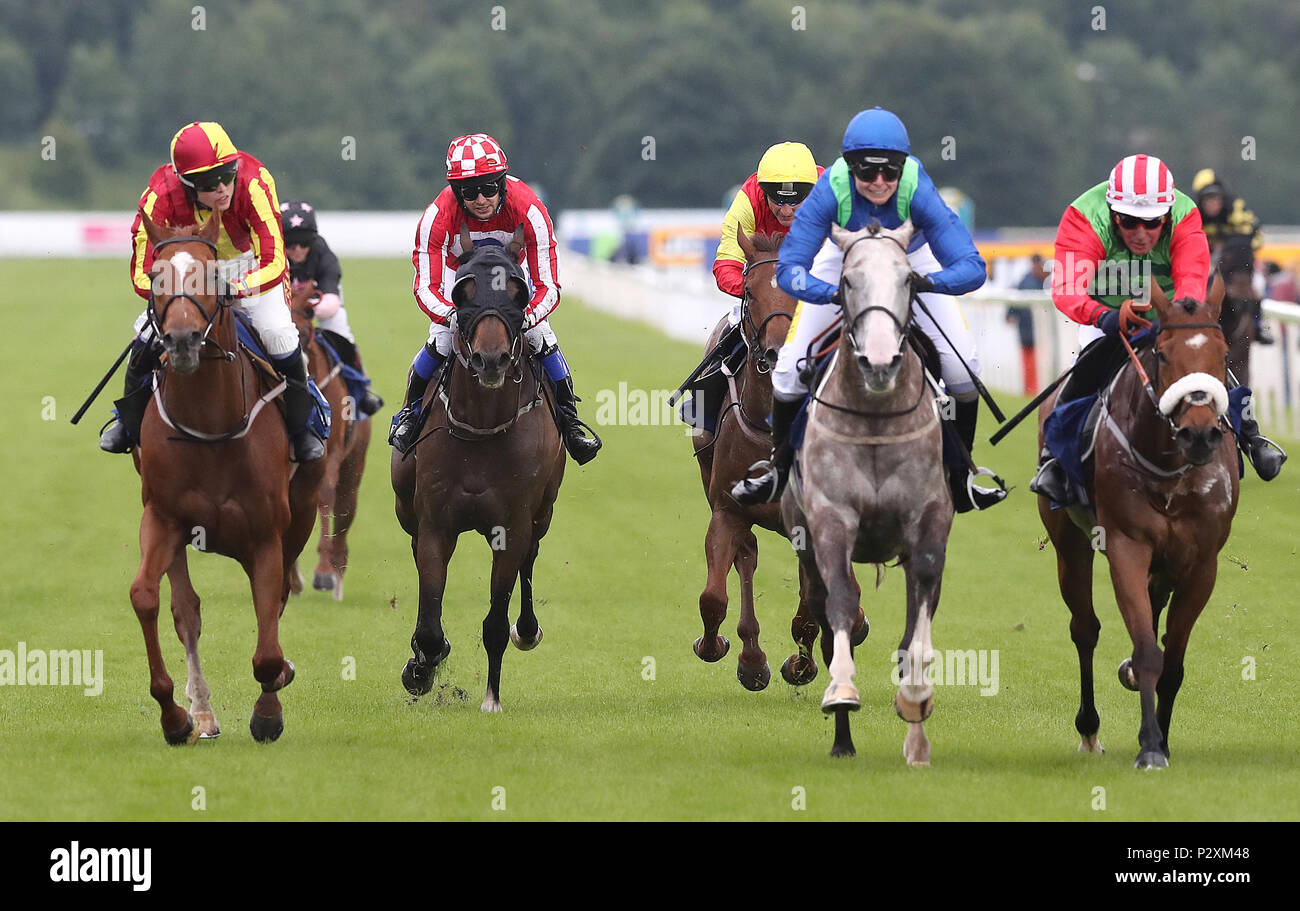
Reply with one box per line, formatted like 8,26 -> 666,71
391,240 -> 564,713
691,229 -> 863,690
1037,285 -> 1237,768
781,220 -> 953,764
289,280 -> 372,600
130,211 -> 323,744
1214,235 -> 1257,385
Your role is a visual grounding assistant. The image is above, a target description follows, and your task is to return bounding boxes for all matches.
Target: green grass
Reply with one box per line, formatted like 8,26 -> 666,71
2,258 -> 1298,820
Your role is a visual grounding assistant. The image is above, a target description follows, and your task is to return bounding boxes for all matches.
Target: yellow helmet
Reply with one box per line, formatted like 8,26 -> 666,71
1191,168 -> 1221,195
757,142 -> 818,185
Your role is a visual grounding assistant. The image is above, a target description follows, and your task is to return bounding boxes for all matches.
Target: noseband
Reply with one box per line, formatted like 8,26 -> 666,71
1121,318 -> 1230,434
146,235 -> 229,346
455,308 -> 526,383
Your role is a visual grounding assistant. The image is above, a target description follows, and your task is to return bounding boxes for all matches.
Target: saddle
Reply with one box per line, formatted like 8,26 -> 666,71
313,333 -> 374,424
231,310 -> 331,442
673,322 -> 748,434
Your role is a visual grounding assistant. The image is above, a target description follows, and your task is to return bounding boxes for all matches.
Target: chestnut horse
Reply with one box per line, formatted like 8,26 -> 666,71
1037,284 -> 1237,768
289,281 -> 372,600
129,211 -> 323,744
690,229 -> 864,690
391,240 -> 564,713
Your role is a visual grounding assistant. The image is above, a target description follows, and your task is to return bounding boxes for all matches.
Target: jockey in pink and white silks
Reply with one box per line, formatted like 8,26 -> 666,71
388,133 -> 600,464
731,107 -> 1006,512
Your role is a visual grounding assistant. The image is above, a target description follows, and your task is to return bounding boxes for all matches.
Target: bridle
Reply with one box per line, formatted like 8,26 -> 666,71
453,308 -> 526,383
146,236 -> 230,349
739,256 -> 793,375
1119,317 -> 1231,435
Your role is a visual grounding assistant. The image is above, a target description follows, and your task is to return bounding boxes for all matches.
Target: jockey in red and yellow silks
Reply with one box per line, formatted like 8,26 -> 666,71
713,142 -> 823,298
100,121 -> 325,462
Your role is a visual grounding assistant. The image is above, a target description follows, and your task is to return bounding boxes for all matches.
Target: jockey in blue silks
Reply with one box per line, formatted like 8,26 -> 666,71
731,107 -> 1006,512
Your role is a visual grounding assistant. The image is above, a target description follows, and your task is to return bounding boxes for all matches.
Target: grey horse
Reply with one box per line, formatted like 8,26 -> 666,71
781,219 -> 954,765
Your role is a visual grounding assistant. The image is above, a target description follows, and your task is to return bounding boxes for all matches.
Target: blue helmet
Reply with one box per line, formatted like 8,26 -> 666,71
842,107 -> 910,156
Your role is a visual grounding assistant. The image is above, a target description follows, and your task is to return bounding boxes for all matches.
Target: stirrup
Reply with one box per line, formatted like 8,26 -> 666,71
360,390 -> 385,416
98,420 -> 134,454
292,429 -> 325,462
730,459 -> 785,505
388,406 -> 420,454
1246,434 -> 1287,481
966,466 -> 1009,511
1029,458 -> 1070,505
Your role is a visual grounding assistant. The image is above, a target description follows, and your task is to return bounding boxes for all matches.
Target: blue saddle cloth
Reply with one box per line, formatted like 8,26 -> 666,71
233,311 -> 331,441
314,334 -> 373,424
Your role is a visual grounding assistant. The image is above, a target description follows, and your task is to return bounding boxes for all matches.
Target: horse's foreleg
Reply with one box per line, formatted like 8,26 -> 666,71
404,525 -> 456,697
695,509 -> 741,663
312,501 -> 335,592
247,539 -> 292,742
483,529 -> 527,713
810,515 -> 861,721
328,427 -> 370,602
1103,530 -> 1164,768
781,561 -> 822,686
895,517 -> 948,767
1155,566 -> 1217,761
131,508 -> 193,745
511,535 -> 543,650
733,527 -> 770,691
167,547 -> 218,738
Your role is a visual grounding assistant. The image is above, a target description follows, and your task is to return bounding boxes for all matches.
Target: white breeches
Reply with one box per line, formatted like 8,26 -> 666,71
771,240 -> 981,401
426,315 -> 558,357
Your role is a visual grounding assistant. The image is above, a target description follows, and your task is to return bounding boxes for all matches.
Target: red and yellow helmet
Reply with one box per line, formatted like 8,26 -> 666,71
445,133 -> 508,182
170,121 -> 240,187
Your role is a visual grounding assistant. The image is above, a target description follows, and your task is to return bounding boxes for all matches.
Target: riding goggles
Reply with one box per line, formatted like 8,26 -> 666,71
185,162 -> 239,192
762,182 -> 813,207
455,178 -> 504,201
1115,212 -> 1166,230
847,159 -> 903,182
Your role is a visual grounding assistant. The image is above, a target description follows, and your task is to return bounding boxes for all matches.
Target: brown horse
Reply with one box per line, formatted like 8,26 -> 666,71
691,229 -> 864,690
1038,284 -> 1237,768
288,280 -> 372,600
391,242 -> 564,713
129,211 -> 324,744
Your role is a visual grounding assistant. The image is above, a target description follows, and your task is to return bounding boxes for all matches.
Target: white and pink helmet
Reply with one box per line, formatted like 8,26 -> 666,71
445,133 -> 509,182
1106,154 -> 1176,218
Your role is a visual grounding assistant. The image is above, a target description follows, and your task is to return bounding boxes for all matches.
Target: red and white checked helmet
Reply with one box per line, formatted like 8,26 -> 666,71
1106,154 -> 1176,218
445,133 -> 509,181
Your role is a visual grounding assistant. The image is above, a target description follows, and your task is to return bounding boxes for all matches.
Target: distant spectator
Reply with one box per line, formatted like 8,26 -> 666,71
1007,253 -> 1047,394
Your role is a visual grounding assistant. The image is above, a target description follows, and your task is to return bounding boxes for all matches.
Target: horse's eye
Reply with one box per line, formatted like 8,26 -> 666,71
1156,350 -> 1169,364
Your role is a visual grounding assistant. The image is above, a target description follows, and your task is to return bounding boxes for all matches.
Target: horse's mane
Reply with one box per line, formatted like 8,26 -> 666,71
751,232 -> 783,254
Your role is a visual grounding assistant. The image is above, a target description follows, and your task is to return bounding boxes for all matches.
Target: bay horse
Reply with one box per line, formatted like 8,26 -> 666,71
1214,234 -> 1257,385
690,228 -> 864,690
391,237 -> 564,713
289,280 -> 372,600
781,219 -> 953,764
130,211 -> 324,744
1037,283 -> 1237,768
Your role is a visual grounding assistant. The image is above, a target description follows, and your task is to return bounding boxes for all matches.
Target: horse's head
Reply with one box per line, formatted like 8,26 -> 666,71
452,231 -> 529,389
140,209 -> 223,375
1151,283 -> 1229,465
288,279 -> 319,350
830,219 -> 915,393
736,227 -> 794,371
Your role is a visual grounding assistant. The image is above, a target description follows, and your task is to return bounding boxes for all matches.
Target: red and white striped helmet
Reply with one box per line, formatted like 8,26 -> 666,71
1106,154 -> 1176,218
445,133 -> 509,181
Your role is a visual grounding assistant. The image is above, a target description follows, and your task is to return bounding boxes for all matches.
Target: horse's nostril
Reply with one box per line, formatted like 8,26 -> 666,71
858,355 -> 872,372
890,353 -> 903,369
470,353 -> 485,371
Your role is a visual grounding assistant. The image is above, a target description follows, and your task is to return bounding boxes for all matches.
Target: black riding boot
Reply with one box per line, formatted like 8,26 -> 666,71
388,344 -> 441,454
551,376 -> 602,465
1029,448 -> 1072,505
730,396 -> 801,505
320,329 -> 384,415
99,342 -> 158,453
1238,415 -> 1286,480
951,398 -> 1008,512
273,351 -> 326,462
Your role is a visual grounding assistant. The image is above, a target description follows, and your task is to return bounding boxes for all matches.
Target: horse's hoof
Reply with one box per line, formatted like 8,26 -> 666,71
194,710 -> 221,739
895,692 -> 934,723
1135,750 -> 1169,770
736,661 -> 771,692
510,624 -> 543,651
851,613 -> 869,647
402,659 -> 434,696
821,683 -> 860,713
249,713 -> 284,743
1077,735 -> 1105,754
163,714 -> 197,746
313,571 -> 337,593
693,634 -> 730,663
829,741 -> 856,759
781,653 -> 818,686
1118,658 -> 1138,691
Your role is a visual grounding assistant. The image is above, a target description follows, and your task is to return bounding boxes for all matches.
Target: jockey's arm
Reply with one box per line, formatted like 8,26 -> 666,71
412,200 -> 456,324
236,167 -> 287,295
1168,207 -> 1211,301
908,180 -> 987,295
713,190 -> 757,298
775,179 -> 838,303
519,202 -> 561,330
1050,205 -> 1109,326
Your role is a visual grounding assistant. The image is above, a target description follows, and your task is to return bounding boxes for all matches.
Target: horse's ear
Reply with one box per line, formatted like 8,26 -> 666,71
889,218 -> 914,249
139,209 -> 166,248
1207,271 -> 1225,320
1147,279 -> 1171,315
507,224 -> 526,259
452,276 -> 476,307
830,223 -> 856,250
458,224 -> 474,266
198,208 -> 221,244
506,276 -> 528,308
736,224 -> 756,259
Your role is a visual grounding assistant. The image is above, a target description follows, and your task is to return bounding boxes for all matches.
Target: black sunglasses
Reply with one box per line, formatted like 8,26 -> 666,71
189,165 -> 238,192
849,161 -> 903,182
764,186 -> 811,207
1115,213 -> 1166,230
455,179 -> 503,201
